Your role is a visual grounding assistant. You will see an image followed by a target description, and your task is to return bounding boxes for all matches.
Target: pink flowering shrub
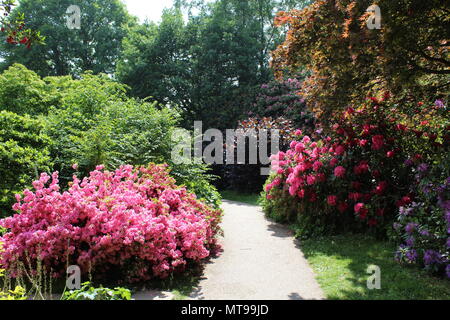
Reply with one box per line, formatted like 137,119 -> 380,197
262,95 -> 449,238
0,164 -> 222,282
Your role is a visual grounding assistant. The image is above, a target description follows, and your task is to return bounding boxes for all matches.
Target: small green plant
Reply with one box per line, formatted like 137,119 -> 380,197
62,282 -> 132,301
0,279 -> 27,300
184,179 -> 222,209
0,283 -> 27,300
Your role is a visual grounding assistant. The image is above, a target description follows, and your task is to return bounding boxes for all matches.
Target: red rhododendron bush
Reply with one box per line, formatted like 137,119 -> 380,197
262,95 -> 449,238
0,164 -> 222,282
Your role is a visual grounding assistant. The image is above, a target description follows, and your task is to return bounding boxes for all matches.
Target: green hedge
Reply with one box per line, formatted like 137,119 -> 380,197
0,110 -> 52,216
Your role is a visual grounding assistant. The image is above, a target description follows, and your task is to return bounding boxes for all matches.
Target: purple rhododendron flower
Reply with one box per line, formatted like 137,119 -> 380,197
417,163 -> 429,173
435,99 -> 445,109
404,159 -> 414,167
419,229 -> 430,237
439,200 -> 450,212
405,222 -> 418,234
399,206 -> 413,216
405,249 -> 417,263
423,250 -> 443,266
437,184 -> 447,194
406,237 -> 415,247
422,183 -> 434,194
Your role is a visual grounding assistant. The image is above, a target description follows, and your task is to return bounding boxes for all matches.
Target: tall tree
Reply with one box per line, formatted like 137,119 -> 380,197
117,9 -> 191,110
272,0 -> 450,120
118,0 -> 310,130
0,0 -> 135,76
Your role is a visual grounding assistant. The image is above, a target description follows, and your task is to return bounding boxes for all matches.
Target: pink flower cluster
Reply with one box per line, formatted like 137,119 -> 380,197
0,164 -> 222,282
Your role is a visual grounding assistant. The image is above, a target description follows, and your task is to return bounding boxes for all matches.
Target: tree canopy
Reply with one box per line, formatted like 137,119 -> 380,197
0,0 -> 135,76
117,0 -> 311,130
272,0 -> 450,120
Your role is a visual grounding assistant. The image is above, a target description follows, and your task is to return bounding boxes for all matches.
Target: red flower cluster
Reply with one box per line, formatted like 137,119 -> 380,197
264,97 -> 449,233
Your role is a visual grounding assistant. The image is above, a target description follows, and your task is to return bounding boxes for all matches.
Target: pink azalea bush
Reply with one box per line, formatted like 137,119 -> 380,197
0,164 -> 222,282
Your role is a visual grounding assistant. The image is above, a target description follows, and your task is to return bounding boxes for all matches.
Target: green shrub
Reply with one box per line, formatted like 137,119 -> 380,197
0,285 -> 27,300
62,282 -> 131,301
0,111 -> 52,216
0,65 -> 220,210
183,178 -> 222,210
261,175 -> 337,238
41,70 -> 219,206
0,64 -> 53,115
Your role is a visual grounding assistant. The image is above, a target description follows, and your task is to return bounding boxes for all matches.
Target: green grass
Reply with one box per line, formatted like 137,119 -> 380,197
220,190 -> 261,206
300,234 -> 450,300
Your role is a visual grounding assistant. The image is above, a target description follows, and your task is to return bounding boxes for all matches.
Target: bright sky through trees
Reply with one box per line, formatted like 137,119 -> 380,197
122,0 -> 174,22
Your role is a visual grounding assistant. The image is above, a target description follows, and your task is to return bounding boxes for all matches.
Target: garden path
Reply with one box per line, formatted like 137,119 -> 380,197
189,200 -> 325,300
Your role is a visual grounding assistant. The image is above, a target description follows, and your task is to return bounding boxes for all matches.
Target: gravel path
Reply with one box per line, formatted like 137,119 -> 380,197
190,200 -> 325,300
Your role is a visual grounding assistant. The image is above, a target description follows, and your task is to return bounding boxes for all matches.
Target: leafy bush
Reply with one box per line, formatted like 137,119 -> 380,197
221,77 -> 316,194
392,153 -> 449,279
41,71 -> 131,180
0,110 -> 51,217
0,285 -> 27,300
45,98 -> 177,181
42,71 -> 220,206
0,164 -> 222,283
262,96 -> 449,238
0,0 -> 45,48
0,64 -> 53,115
62,282 -> 131,301
182,179 -> 221,210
